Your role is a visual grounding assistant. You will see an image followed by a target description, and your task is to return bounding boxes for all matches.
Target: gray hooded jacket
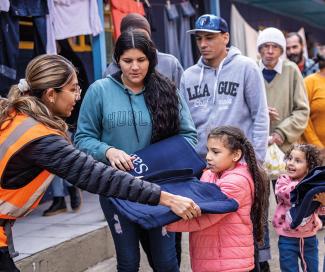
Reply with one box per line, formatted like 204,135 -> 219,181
180,46 -> 269,161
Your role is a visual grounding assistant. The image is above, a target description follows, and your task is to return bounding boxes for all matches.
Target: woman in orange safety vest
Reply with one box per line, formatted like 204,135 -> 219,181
0,54 -> 200,272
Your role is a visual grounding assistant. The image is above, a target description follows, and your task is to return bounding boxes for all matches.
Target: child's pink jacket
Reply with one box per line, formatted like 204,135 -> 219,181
167,163 -> 255,272
272,174 -> 323,238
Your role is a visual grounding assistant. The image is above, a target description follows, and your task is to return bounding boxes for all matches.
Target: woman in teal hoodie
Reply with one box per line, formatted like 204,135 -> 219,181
74,31 -> 197,272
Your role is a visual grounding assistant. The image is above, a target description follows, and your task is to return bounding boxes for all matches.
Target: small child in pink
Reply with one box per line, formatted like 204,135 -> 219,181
167,126 -> 268,272
272,144 -> 325,272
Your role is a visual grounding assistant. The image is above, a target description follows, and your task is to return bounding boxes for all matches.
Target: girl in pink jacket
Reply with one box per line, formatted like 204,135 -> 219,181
272,144 -> 324,272
167,126 -> 268,272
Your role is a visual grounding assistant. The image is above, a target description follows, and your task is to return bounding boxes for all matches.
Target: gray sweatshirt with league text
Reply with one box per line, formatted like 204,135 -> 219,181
180,46 -> 269,161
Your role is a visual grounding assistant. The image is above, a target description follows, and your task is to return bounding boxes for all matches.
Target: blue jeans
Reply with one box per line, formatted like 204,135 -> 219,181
278,235 -> 319,272
51,176 -> 72,197
99,196 -> 179,272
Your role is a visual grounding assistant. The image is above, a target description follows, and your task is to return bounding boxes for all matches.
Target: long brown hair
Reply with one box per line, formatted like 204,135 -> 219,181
0,54 -> 77,138
208,126 -> 268,242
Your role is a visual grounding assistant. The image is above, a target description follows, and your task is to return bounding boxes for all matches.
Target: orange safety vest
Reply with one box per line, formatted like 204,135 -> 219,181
0,114 -> 61,247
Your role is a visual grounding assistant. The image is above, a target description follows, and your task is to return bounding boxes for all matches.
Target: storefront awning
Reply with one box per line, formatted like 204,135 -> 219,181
233,0 -> 325,29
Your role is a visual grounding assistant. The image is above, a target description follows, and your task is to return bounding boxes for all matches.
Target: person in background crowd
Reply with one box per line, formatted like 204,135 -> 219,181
257,26 -> 310,272
42,171 -> 82,216
103,13 -> 185,265
286,32 -> 319,77
0,54 -> 200,272
181,14 -> 269,272
180,14 -> 269,162
302,52 -> 325,225
303,53 -> 325,158
257,27 -> 309,154
167,126 -> 268,272
104,13 -> 184,88
74,31 -> 197,272
273,144 -> 324,272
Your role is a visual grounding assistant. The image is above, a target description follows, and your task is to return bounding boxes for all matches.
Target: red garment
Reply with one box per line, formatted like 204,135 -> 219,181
110,0 -> 145,39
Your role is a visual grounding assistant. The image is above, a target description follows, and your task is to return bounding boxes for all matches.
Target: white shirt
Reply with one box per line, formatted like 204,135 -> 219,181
259,58 -> 283,74
46,0 -> 103,54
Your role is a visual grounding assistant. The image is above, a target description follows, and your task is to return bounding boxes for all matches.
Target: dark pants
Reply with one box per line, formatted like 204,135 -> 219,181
278,235 -> 319,272
0,247 -> 19,272
100,196 -> 179,272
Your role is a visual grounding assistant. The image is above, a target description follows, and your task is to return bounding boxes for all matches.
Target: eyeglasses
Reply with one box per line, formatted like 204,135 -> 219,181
57,85 -> 82,99
72,85 -> 82,98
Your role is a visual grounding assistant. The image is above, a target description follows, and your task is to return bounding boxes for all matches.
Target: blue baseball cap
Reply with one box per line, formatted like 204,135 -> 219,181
187,14 -> 229,34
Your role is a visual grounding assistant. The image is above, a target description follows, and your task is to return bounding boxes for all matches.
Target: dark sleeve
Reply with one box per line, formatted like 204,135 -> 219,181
25,135 -> 161,205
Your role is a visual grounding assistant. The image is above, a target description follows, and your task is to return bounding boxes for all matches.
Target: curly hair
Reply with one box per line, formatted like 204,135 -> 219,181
114,30 -> 180,143
284,144 -> 322,172
208,126 -> 268,242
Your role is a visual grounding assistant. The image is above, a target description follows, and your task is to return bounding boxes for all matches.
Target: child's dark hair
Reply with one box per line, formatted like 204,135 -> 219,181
285,144 -> 322,171
208,126 -> 268,242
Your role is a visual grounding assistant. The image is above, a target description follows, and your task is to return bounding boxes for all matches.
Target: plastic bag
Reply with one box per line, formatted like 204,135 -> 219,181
263,143 -> 286,180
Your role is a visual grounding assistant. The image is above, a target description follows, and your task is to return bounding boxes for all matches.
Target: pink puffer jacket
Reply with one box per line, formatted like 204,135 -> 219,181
167,163 -> 255,272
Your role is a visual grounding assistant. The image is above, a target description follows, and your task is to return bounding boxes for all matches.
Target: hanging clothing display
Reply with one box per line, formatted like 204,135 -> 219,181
0,0 -> 10,12
177,1 -> 195,69
47,0 -> 103,46
144,0 -> 195,69
110,0 -> 145,39
164,3 -> 181,61
0,0 -> 48,97
230,4 -> 258,61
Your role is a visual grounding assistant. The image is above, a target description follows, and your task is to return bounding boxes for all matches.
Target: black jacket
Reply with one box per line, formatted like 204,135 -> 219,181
1,135 -> 161,205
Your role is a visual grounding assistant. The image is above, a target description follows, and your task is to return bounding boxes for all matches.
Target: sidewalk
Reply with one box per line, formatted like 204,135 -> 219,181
13,191 -> 324,272
14,192 -> 115,272
86,193 -> 325,271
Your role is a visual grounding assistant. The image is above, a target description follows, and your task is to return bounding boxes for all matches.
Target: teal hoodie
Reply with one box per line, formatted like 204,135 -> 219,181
74,75 -> 197,163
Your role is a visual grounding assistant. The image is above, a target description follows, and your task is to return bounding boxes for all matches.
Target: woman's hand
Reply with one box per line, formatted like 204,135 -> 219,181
106,147 -> 135,171
313,192 -> 325,205
159,191 -> 201,220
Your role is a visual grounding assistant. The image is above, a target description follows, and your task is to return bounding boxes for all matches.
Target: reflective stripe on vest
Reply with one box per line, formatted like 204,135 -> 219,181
0,114 -> 60,220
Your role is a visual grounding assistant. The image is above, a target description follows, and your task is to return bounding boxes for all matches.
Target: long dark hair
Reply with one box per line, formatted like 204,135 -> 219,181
208,126 -> 268,242
114,30 -> 180,143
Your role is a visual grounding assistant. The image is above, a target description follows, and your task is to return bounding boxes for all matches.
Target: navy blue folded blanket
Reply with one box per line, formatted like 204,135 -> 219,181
290,166 -> 325,229
110,169 -> 239,229
128,135 -> 206,178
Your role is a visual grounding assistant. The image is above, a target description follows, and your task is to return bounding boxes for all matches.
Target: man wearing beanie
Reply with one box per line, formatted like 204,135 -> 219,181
256,27 -> 309,272
103,13 -> 184,87
257,27 -> 309,153
180,14 -> 269,162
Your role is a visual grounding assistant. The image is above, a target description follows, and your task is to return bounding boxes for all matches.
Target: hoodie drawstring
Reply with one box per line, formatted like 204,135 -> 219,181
212,57 -> 226,104
126,92 -> 140,143
198,65 -> 205,94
